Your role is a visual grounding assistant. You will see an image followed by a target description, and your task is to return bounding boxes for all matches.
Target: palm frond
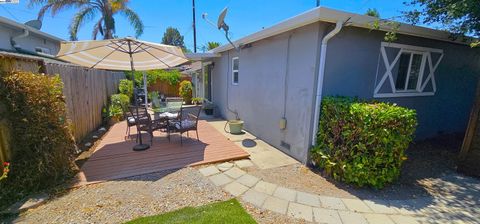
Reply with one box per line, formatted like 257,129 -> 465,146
120,7 -> 144,38
69,6 -> 96,40
92,17 -> 104,40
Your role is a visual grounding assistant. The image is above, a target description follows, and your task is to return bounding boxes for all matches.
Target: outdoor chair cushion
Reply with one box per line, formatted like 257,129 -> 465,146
174,119 -> 196,129
159,112 -> 179,119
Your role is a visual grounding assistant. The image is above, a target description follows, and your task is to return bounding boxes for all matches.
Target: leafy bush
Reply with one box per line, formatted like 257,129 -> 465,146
108,93 -> 130,120
311,96 -> 417,189
192,97 -> 203,104
0,71 -> 76,209
118,79 -> 133,98
124,69 -> 181,87
178,80 -> 193,104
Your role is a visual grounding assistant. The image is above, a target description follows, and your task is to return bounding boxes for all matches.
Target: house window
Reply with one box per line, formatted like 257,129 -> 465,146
374,42 -> 444,98
232,57 -> 239,85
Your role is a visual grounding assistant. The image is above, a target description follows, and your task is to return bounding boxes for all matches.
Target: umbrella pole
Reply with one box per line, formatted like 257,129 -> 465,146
128,40 -> 150,151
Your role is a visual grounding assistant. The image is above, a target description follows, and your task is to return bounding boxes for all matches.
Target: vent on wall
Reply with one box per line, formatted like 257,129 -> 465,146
280,141 -> 291,150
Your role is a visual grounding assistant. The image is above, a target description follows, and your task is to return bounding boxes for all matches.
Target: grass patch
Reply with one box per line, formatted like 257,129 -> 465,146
125,199 -> 256,224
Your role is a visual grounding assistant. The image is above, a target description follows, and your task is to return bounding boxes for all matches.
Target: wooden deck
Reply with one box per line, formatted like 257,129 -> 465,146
76,120 -> 249,185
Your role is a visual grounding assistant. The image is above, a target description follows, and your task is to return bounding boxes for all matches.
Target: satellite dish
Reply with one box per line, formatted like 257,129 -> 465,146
25,20 -> 42,30
217,7 -> 228,30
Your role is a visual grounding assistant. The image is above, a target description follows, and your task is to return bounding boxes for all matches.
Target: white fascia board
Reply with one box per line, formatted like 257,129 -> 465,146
185,52 -> 221,61
212,7 -> 472,54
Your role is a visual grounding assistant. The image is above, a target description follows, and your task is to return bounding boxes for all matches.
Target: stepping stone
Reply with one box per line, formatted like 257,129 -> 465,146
364,200 -> 399,214
338,211 -> 368,224
236,174 -> 260,187
313,207 -> 342,224
262,196 -> 289,214
198,166 -> 220,176
342,198 -> 373,213
242,189 -> 268,207
287,202 -> 313,222
208,173 -> 233,186
273,187 -> 297,202
296,191 -> 320,207
234,159 -> 254,168
224,182 -> 249,196
217,162 -> 234,171
224,167 -> 246,179
319,196 -> 347,210
389,215 -> 420,224
253,181 -> 278,195
364,214 -> 395,224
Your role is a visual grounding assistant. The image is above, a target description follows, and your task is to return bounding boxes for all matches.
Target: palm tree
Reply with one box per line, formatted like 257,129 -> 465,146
29,0 -> 144,41
206,41 -> 220,50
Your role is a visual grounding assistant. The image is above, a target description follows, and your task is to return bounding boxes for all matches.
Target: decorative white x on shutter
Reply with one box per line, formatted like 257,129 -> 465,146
374,42 -> 444,98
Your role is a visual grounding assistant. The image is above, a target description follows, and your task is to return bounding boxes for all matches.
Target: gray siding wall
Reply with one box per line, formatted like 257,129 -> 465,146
211,23 -> 326,163
323,26 -> 480,139
0,24 -> 60,55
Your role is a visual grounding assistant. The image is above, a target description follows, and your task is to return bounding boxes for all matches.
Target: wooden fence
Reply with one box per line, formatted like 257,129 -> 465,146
45,63 -> 124,141
148,76 -> 191,97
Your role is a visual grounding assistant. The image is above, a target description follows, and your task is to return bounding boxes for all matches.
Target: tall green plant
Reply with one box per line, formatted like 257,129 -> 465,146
178,80 -> 193,104
118,79 -> 133,98
124,69 -> 181,87
311,96 -> 417,189
0,71 -> 76,209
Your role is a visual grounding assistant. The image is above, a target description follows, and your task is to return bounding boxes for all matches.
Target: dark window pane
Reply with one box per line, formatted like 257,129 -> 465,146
395,53 -> 411,90
407,54 -> 422,90
233,71 -> 239,83
233,58 -> 239,70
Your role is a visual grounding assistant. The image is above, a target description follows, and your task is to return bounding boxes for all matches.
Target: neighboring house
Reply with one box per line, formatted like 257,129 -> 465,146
0,16 -> 62,56
189,7 -> 480,163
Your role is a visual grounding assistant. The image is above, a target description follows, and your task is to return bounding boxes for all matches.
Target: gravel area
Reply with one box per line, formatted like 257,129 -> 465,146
11,168 -> 231,224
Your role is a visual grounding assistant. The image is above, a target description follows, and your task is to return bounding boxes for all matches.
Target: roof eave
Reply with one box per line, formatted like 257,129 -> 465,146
0,16 -> 64,42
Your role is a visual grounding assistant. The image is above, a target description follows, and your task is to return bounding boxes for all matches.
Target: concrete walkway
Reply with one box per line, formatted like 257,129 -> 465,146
199,161 -> 479,224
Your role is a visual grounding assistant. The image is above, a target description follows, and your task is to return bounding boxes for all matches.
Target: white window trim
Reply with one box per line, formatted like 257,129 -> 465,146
374,42 -> 444,98
231,57 -> 239,85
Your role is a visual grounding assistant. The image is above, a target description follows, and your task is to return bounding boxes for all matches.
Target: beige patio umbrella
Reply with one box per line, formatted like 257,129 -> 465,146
56,37 -> 189,151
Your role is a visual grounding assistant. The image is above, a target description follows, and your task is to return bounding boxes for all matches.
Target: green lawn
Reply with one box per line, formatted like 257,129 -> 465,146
125,199 -> 257,224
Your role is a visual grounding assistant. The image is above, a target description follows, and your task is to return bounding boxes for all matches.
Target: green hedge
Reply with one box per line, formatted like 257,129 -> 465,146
118,79 -> 133,98
0,71 -> 76,209
311,96 -> 417,189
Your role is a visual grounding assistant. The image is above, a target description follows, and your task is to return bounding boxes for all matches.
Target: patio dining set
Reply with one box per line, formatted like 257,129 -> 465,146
124,97 -> 202,151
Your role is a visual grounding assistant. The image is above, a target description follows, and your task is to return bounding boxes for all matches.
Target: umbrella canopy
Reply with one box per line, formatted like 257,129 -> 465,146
56,37 -> 188,70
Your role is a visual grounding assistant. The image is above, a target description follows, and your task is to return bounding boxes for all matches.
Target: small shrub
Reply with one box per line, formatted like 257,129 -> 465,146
124,69 -> 181,87
108,93 -> 129,120
311,96 -> 417,189
0,71 -> 76,209
178,80 -> 193,104
118,79 -> 133,98
192,97 -> 203,104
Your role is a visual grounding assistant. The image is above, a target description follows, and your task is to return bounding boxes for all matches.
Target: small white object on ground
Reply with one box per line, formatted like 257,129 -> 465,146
84,142 -> 92,147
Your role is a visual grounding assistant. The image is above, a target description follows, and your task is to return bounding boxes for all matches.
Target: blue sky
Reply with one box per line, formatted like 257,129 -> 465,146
1,0 -> 408,51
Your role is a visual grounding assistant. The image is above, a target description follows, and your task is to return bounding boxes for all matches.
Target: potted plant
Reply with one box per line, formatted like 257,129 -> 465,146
178,80 -> 193,105
192,97 -> 203,105
203,100 -> 214,115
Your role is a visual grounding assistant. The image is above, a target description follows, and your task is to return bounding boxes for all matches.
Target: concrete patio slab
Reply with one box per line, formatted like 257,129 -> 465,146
236,174 -> 260,187
389,215 -> 420,224
338,211 -> 368,224
364,199 -> 399,214
273,186 -> 297,202
296,191 -> 321,207
224,181 -> 249,196
287,202 -> 313,222
253,181 -> 278,195
312,207 -> 342,224
217,162 -> 234,172
208,173 -> 233,186
241,189 -> 268,207
342,198 -> 373,213
318,196 -> 347,210
234,159 -> 254,168
364,214 -> 395,224
198,166 -> 220,177
262,196 -> 289,214
224,167 -> 246,179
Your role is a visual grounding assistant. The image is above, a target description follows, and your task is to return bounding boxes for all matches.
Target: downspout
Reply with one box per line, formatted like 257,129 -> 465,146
311,21 -> 344,146
10,26 -> 30,50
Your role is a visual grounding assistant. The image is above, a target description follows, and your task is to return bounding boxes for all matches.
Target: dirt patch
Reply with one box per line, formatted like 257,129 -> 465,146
250,134 -> 471,200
